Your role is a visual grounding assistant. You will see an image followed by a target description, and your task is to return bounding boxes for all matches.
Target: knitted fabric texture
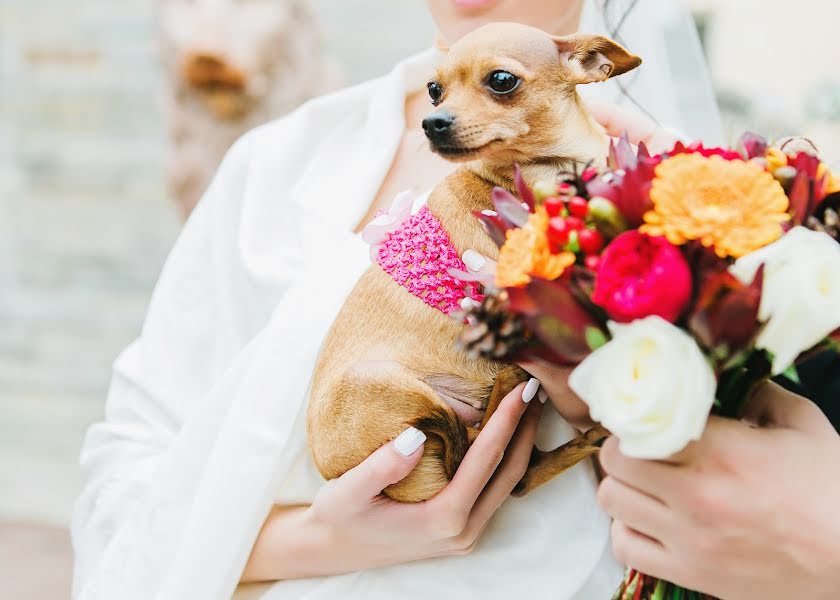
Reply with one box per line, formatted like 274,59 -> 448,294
376,206 -> 483,315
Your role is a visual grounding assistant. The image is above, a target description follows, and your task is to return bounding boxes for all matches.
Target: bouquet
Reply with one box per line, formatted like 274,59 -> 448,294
456,133 -> 840,600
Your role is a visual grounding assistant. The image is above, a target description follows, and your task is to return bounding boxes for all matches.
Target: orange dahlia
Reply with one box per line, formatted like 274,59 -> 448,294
495,207 -> 575,288
642,154 -> 790,258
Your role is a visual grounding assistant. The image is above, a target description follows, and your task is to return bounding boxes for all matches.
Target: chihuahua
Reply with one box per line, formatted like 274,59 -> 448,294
308,22 -> 641,502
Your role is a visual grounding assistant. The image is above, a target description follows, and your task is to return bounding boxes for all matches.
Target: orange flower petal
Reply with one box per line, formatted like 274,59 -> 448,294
495,207 -> 575,287
646,154 -> 790,259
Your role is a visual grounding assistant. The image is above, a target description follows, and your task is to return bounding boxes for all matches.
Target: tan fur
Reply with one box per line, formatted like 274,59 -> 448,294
308,23 -> 639,502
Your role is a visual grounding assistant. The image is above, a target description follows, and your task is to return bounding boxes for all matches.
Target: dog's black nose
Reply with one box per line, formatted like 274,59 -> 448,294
422,111 -> 455,140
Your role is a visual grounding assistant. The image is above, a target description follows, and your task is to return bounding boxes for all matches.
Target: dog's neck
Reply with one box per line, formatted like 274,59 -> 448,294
465,94 -> 609,193
467,161 -> 575,194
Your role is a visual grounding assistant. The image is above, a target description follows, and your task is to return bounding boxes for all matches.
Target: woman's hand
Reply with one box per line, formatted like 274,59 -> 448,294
598,381 -> 840,600
516,359 -> 594,431
242,380 -> 543,582
583,97 -> 680,155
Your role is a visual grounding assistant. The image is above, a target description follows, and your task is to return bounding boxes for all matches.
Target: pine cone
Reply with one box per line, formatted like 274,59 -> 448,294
454,292 -> 530,361
807,206 -> 840,241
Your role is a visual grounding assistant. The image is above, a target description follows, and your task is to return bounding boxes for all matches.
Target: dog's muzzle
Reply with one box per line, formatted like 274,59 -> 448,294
422,110 -> 455,145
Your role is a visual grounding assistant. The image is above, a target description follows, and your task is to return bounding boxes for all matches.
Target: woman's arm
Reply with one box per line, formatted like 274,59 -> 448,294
242,380 -> 544,582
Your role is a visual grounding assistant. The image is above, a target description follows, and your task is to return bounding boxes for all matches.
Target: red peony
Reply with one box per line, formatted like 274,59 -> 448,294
651,141 -> 743,164
592,231 -> 692,324
680,142 -> 742,161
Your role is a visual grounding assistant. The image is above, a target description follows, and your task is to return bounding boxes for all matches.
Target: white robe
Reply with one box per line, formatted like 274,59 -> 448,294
71,47 -> 625,600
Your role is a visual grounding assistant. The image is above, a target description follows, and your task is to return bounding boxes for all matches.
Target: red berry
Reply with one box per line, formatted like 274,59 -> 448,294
547,217 -> 570,247
584,254 -> 601,271
543,196 -> 564,218
568,196 -> 589,218
581,167 -> 599,183
557,182 -> 578,197
565,216 -> 585,231
579,228 -> 605,255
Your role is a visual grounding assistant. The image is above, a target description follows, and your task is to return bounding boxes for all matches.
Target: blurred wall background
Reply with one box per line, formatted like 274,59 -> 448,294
0,1 -> 837,598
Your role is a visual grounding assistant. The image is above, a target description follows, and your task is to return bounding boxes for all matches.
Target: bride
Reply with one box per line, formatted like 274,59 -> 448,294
71,1 -> 721,598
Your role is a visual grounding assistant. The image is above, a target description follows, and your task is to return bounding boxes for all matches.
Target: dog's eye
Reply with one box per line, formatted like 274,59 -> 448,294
487,71 -> 520,95
427,82 -> 444,105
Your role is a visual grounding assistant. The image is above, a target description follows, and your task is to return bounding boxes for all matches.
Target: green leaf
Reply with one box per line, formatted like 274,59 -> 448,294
585,326 -> 609,351
781,364 -> 801,384
651,580 -> 667,600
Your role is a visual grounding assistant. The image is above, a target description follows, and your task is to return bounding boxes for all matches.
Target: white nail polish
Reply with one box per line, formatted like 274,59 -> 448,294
538,389 -> 548,404
462,250 -> 486,273
394,427 -> 426,456
460,297 -> 479,311
522,378 -> 540,403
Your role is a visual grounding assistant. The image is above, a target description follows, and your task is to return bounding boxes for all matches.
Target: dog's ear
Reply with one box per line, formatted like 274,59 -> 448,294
553,34 -> 642,84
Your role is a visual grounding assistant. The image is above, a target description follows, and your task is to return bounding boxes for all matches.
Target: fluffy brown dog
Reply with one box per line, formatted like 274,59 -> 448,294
308,23 -> 641,502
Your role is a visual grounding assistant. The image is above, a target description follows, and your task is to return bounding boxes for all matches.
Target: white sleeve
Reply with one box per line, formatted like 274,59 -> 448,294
69,130 -> 291,600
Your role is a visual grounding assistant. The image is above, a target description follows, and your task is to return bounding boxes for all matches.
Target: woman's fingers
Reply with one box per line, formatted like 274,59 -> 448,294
460,394 -> 544,542
434,382 -> 532,515
610,520 -> 675,581
583,97 -> 679,154
462,249 -> 493,275
597,475 -> 670,542
599,435 -> 683,501
518,358 -> 594,430
335,427 -> 427,505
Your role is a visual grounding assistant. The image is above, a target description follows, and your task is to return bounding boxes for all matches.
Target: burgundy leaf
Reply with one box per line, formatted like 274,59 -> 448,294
607,138 -> 619,171
472,210 -> 510,247
586,138 -> 658,227
737,132 -> 769,160
514,166 -> 535,212
492,187 -> 529,228
614,133 -> 638,170
788,151 -> 821,179
585,175 -> 620,204
508,278 -> 603,363
788,169 -> 816,226
688,265 -> 764,357
529,315 -> 592,364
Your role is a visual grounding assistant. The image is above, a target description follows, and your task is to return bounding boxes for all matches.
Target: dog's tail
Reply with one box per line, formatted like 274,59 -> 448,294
309,361 -> 471,504
384,402 -> 469,503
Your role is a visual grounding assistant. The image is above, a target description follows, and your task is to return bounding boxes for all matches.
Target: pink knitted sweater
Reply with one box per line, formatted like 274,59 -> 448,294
371,205 -> 483,315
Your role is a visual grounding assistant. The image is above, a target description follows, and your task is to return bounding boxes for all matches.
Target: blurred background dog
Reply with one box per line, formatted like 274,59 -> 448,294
159,0 -> 338,217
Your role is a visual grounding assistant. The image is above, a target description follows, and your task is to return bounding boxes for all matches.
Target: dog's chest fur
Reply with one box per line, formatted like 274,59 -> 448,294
311,168 -> 507,412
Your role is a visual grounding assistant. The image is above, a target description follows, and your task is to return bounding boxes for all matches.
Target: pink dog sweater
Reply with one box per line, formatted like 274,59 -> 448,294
373,205 -> 483,315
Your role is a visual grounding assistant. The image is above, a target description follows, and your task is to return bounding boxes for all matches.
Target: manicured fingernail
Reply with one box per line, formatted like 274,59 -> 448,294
462,249 -> 486,273
394,427 -> 426,456
538,389 -> 548,404
460,297 -> 479,311
522,378 -> 541,403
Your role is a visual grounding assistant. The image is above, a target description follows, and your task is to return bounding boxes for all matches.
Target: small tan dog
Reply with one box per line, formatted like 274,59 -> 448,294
308,23 -> 641,502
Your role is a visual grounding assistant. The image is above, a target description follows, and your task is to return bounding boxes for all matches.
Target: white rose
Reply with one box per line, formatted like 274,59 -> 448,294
569,316 -> 716,459
730,226 -> 840,376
